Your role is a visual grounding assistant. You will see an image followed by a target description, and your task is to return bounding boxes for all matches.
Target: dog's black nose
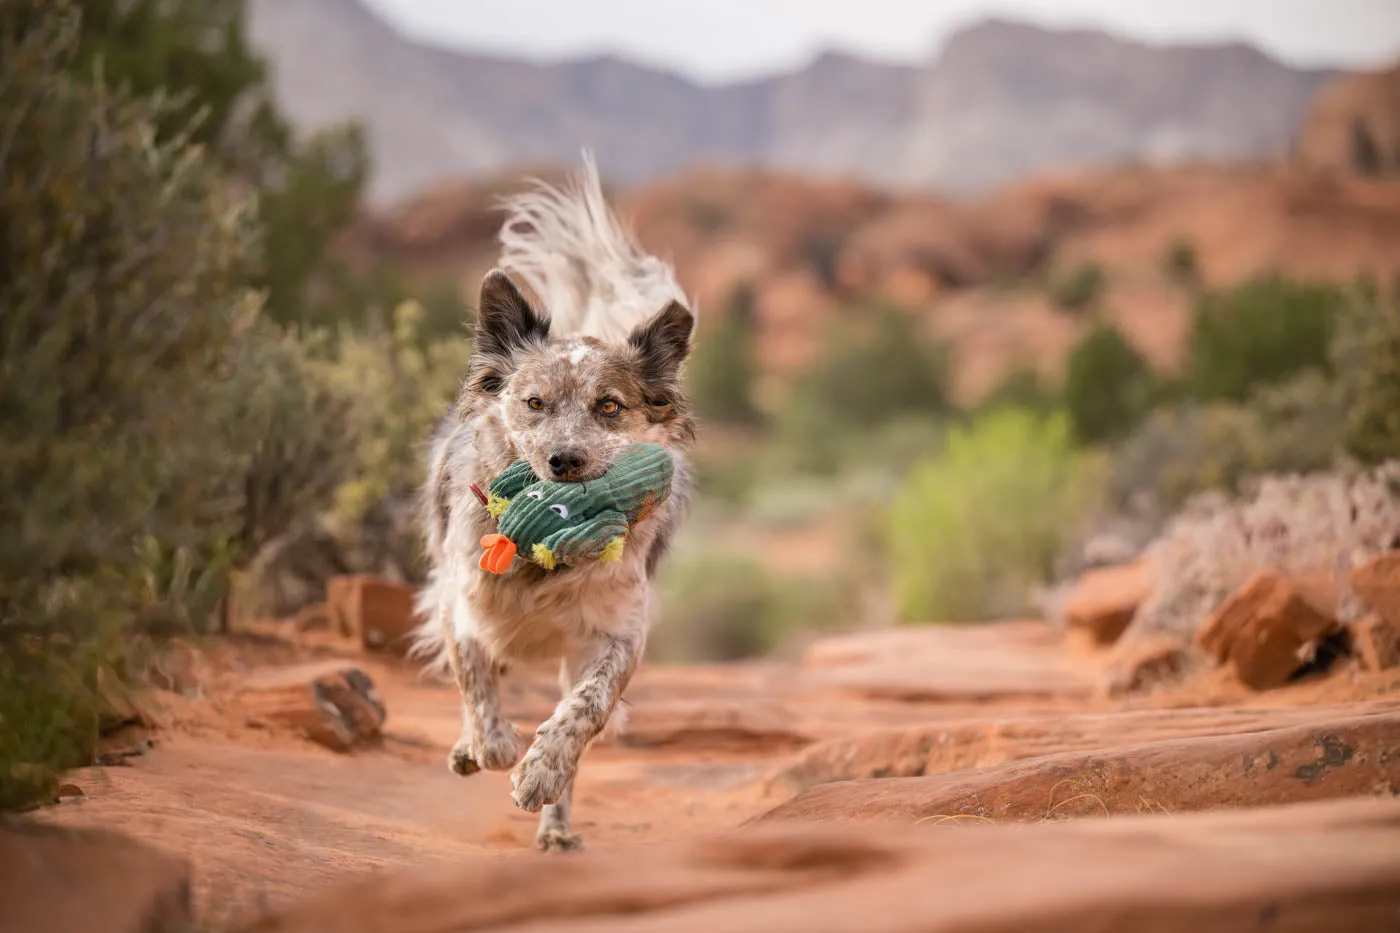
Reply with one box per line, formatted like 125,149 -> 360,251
548,448 -> 588,479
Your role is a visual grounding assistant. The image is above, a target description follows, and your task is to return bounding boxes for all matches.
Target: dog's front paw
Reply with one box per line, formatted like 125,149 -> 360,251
447,722 -> 522,777
447,739 -> 482,777
477,722 -> 525,772
536,826 -> 585,853
510,728 -> 576,813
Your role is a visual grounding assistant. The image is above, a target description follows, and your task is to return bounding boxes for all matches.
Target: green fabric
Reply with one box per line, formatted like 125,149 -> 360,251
486,442 -> 674,570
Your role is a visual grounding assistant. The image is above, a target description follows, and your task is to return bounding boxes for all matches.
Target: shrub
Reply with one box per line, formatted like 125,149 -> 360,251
801,304 -> 951,425
1163,238 -> 1200,287
777,304 -> 952,475
1183,275 -> 1345,402
1108,372 -> 1346,517
1127,463 -> 1400,643
0,1 -> 261,807
329,300 -> 474,524
1333,282 -> 1400,466
1062,322 -> 1156,444
652,549 -> 857,662
887,409 -> 1094,623
74,0 -> 368,329
1048,262 -> 1106,313
217,324 -> 362,568
979,362 -> 1060,416
687,282 -> 762,424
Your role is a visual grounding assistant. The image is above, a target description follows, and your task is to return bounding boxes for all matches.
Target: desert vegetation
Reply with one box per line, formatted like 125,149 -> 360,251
0,0 -> 466,810
5,0 -> 1400,824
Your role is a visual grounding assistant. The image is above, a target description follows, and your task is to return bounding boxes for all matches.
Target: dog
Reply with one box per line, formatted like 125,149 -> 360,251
411,155 -> 696,851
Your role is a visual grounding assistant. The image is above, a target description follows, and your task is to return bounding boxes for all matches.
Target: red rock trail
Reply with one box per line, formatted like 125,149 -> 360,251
9,620 -> 1400,932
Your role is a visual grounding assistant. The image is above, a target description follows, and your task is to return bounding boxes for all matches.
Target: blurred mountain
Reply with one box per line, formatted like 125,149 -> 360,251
247,0 -> 1333,205
1296,60 -> 1400,176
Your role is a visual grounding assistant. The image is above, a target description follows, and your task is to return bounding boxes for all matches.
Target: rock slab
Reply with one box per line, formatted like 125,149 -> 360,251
239,798 -> 1400,933
0,821 -> 192,933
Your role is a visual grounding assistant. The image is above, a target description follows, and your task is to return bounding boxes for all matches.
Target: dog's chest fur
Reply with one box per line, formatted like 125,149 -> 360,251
435,414 -> 689,663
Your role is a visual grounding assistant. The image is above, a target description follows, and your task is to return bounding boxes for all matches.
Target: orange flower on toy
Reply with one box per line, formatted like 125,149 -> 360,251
479,534 -> 517,574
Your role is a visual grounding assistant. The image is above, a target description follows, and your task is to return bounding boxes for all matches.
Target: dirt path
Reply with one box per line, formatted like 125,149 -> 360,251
17,620 -> 1400,931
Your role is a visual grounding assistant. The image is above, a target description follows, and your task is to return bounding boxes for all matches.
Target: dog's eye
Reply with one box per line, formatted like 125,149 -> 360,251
597,399 -> 622,418
549,504 -> 570,518
525,490 -> 544,500
526,397 -> 545,412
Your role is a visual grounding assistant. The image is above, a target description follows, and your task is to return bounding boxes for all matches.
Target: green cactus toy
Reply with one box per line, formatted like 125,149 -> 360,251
477,442 -> 674,574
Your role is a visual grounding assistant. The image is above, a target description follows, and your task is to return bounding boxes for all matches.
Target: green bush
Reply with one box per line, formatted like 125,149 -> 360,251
687,282 -> 762,424
1047,262 -> 1106,313
887,409 -> 1093,623
652,550 -> 857,662
74,0 -> 368,329
1183,275 -> 1345,402
776,304 -> 952,475
329,300 -> 474,524
1333,282 -> 1400,466
1108,372 -> 1346,514
0,1 -> 262,807
1163,238 -> 1200,287
1062,322 -> 1156,444
979,363 -> 1060,416
218,324 -> 362,566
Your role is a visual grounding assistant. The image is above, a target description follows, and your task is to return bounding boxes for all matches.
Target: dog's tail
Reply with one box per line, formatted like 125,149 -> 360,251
497,152 -> 691,343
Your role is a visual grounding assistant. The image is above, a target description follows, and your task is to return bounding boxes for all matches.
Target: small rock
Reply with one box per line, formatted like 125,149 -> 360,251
1063,559 -> 1153,646
338,576 -> 419,655
326,574 -> 374,638
56,783 -> 84,799
237,662 -> 387,752
1350,552 -> 1400,628
1350,614 -> 1400,672
1196,572 -> 1337,690
1102,639 -> 1194,697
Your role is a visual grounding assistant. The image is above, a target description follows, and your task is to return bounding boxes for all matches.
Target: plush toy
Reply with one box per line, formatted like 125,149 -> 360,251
476,442 -> 674,574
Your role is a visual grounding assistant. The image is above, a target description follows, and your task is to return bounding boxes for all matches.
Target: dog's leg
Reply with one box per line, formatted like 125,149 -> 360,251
445,610 -> 522,775
512,630 -> 640,813
535,775 -> 581,851
535,657 -> 585,851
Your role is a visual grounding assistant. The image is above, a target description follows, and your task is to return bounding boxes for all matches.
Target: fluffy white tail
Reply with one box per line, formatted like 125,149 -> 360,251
497,152 -> 690,343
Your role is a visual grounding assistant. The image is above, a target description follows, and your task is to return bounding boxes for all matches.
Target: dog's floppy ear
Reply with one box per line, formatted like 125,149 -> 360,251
469,269 -> 549,396
628,300 -> 694,392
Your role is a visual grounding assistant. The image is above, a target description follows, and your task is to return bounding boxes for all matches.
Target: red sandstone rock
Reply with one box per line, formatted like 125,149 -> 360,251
760,711 -> 1400,825
240,798 -> 1400,933
1351,614 -> 1400,673
0,822 -> 192,933
236,662 -> 386,753
1196,572 -> 1337,689
1351,552 -> 1400,628
1062,559 -> 1153,645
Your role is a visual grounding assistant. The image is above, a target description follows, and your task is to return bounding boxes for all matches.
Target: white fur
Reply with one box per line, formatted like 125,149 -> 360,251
497,151 -> 691,343
410,156 -> 695,843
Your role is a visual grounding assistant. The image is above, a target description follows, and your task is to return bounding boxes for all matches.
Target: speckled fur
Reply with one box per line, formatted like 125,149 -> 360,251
411,163 -> 695,851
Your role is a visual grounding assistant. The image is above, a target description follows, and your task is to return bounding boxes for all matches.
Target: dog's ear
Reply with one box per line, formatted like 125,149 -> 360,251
628,300 -> 694,392
469,269 -> 549,396
475,269 -> 549,358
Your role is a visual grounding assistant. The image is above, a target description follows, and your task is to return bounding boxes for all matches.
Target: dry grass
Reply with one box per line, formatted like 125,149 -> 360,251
1124,461 -> 1400,643
914,778 -> 1174,827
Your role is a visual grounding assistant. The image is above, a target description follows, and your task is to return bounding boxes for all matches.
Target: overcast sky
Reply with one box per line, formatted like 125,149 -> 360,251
363,0 -> 1400,83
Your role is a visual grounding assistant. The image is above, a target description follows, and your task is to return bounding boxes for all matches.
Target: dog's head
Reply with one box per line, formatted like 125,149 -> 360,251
464,270 -> 695,482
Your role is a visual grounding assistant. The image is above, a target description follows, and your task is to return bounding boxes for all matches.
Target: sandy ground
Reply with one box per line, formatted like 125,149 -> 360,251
15,619 -> 1400,931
